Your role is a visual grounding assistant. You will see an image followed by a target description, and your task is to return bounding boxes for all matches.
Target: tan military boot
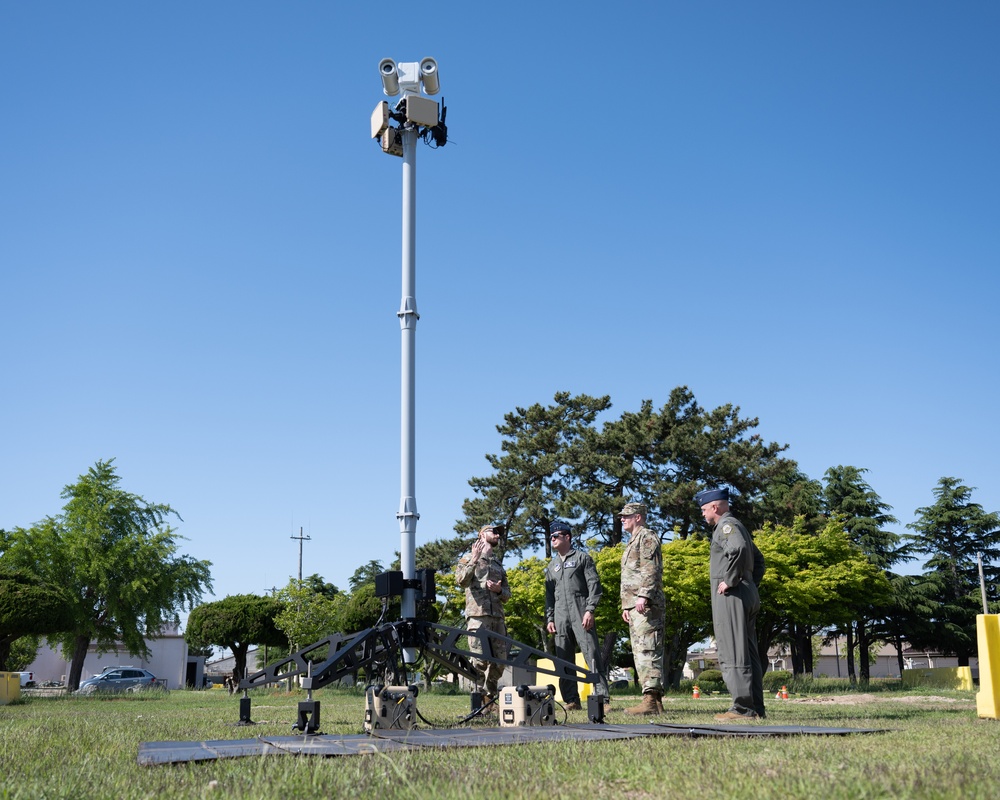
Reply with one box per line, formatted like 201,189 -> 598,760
624,690 -> 661,715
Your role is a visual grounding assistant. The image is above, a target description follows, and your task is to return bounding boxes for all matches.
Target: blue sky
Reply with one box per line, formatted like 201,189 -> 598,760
2,2 -> 997,606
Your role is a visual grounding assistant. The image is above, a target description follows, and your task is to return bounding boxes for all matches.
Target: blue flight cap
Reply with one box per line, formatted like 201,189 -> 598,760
549,520 -> 571,534
695,487 -> 729,506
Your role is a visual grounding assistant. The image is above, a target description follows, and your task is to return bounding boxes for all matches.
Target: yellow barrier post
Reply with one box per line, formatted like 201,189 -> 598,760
976,614 -> 1000,719
535,653 -> 592,703
0,672 -> 22,705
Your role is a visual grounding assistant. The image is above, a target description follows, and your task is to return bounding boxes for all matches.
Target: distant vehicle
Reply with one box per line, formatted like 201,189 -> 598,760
17,672 -> 34,688
75,667 -> 167,695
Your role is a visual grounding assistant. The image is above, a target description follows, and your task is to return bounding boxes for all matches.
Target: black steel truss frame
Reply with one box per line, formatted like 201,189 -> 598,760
236,618 -> 596,728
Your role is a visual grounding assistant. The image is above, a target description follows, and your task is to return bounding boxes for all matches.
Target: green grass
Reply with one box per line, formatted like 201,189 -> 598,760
1,685 -> 998,799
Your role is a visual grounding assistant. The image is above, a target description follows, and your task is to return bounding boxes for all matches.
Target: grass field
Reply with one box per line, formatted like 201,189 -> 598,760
2,683 -> 998,799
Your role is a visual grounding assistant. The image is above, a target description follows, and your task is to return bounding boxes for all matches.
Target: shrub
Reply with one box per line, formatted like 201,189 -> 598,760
694,668 -> 725,693
428,680 -> 462,695
762,669 -> 792,692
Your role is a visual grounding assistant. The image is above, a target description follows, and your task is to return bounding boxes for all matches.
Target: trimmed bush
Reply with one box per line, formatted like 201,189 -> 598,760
762,669 -> 792,692
693,668 -> 725,693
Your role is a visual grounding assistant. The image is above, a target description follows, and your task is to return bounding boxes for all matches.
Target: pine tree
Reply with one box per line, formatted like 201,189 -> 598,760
822,465 -> 902,683
905,477 -> 1000,665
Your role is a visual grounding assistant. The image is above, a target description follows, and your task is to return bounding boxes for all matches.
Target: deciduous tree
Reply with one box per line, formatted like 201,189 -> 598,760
660,537 -> 713,688
185,594 -> 286,682
755,518 -> 891,675
0,568 -> 74,671
3,460 -> 211,690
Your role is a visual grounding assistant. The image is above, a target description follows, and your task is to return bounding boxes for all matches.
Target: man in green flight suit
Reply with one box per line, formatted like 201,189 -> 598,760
697,487 -> 765,721
545,520 -> 611,710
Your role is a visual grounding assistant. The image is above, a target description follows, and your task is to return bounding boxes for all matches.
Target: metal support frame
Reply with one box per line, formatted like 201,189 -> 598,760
294,700 -> 321,734
236,619 -> 597,727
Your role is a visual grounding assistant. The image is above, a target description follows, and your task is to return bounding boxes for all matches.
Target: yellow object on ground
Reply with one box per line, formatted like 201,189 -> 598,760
535,653 -> 592,703
901,666 -> 973,691
0,672 -> 22,705
977,614 -> 1000,719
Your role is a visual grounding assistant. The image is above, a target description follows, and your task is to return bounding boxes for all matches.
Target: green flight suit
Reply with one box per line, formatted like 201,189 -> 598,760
545,547 -> 610,702
710,511 -> 765,717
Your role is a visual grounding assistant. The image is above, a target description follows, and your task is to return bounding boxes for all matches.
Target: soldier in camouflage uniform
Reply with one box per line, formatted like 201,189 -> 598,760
618,501 -> 664,715
697,487 -> 765,721
545,520 -> 611,710
455,524 -> 511,701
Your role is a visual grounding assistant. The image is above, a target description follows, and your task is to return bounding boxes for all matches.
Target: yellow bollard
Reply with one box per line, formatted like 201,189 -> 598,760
0,673 -> 22,705
977,614 -> 1000,719
536,653 -> 592,703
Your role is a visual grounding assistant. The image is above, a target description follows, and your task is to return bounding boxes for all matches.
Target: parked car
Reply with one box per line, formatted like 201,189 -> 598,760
75,667 -> 168,695
17,671 -> 35,688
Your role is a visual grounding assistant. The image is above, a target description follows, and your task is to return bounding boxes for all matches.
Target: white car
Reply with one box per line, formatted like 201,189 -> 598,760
17,671 -> 34,688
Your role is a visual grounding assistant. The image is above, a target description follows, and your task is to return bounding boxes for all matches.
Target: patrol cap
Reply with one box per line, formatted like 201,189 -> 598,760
619,501 -> 647,517
549,520 -> 571,534
479,523 -> 503,535
695,487 -> 729,506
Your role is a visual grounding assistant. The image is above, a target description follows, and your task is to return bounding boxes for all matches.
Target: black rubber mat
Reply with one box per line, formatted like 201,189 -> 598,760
138,721 -> 885,765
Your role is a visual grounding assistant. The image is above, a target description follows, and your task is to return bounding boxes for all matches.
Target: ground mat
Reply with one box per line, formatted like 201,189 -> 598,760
138,721 -> 885,765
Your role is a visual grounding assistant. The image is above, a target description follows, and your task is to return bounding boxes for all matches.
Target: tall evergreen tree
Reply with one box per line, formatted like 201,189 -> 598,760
461,387 -> 791,552
822,466 -> 902,683
572,387 -> 793,543
758,464 -> 824,531
459,392 -> 612,556
905,477 -> 1000,665
823,466 -> 901,569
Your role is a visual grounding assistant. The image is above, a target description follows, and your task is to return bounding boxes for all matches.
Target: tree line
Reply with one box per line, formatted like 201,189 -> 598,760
183,388 -> 1000,687
3,388 -> 998,689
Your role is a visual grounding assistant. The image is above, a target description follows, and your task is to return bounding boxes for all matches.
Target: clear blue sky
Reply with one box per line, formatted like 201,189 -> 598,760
3,2 -> 997,605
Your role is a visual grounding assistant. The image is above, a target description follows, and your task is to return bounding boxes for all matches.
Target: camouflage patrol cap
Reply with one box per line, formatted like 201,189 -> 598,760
619,501 -> 647,517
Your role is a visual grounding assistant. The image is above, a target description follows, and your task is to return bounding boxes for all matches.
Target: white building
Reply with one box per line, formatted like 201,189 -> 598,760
25,624 -> 199,689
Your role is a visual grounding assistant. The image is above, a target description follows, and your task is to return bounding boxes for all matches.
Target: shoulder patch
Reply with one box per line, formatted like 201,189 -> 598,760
722,523 -> 733,535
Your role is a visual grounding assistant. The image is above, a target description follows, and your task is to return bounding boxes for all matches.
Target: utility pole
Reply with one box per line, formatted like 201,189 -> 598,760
288,529 -> 311,690
291,527 -> 311,585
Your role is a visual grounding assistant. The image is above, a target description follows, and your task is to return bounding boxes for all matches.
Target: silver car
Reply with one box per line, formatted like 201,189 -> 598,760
76,667 -> 167,694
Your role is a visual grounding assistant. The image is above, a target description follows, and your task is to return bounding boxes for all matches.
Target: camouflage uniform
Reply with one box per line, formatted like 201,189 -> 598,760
710,511 -> 764,717
545,546 -> 610,703
620,522 -> 664,693
455,548 -> 510,697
